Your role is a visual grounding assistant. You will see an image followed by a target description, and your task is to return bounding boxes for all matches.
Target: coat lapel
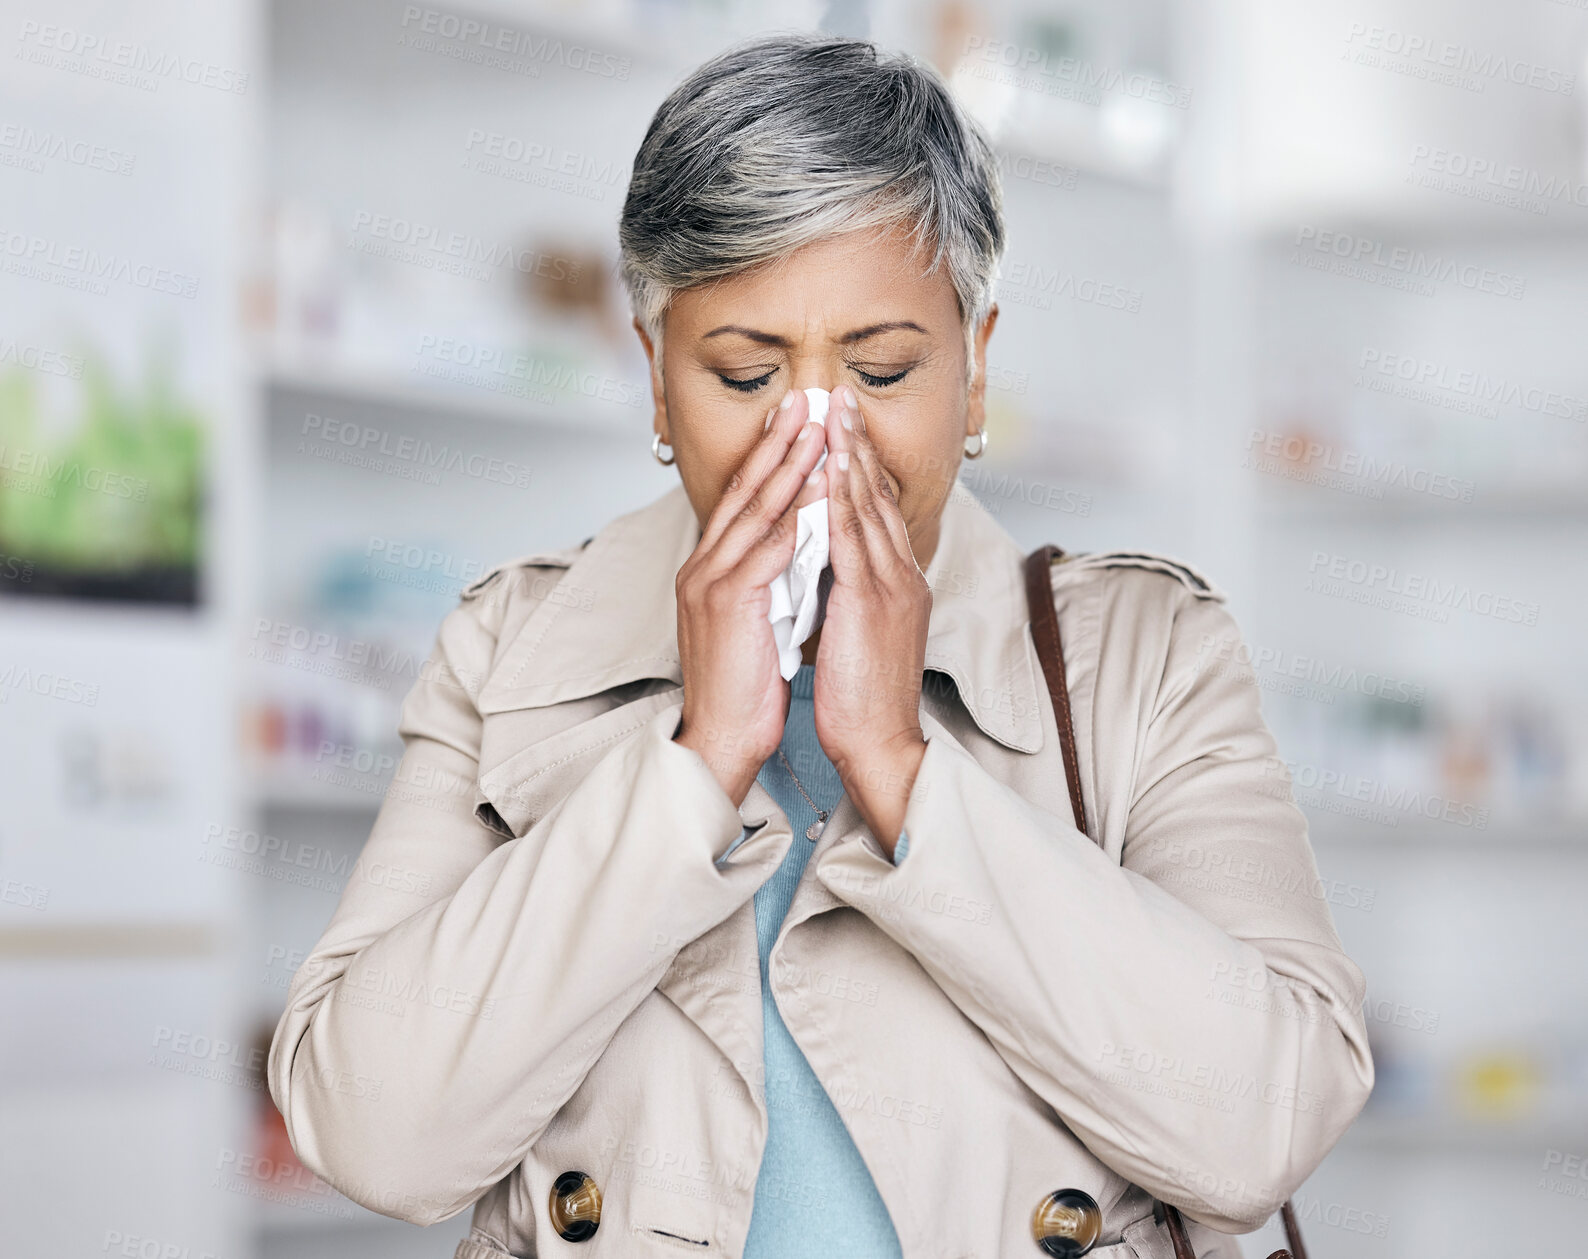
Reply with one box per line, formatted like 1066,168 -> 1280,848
918,482 -> 1047,755
474,486 -> 700,713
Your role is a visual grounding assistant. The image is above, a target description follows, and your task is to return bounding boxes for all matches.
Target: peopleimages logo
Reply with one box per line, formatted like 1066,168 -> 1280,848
1408,145 -> 1588,214
0,228 -> 199,298
0,123 -> 136,176
461,130 -> 627,190
1262,756 -> 1491,831
961,36 -> 1193,108
1292,226 -> 1526,298
300,411 -> 535,486
398,6 -> 631,79
1343,23 -> 1576,95
1357,349 -> 1588,422
349,210 -> 581,283
16,20 -> 251,94
1245,429 -> 1477,502
1305,551 -> 1541,626
413,334 -> 646,407
1195,629 -> 1428,706
1290,1191 -> 1391,1238
0,338 -> 85,378
998,258 -> 1144,313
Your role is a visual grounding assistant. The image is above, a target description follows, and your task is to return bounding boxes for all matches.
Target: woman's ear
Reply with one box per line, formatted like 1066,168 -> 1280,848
966,302 -> 999,440
633,317 -> 670,443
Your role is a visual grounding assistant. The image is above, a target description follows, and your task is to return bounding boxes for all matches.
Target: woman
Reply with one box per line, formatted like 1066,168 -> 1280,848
268,32 -> 1373,1259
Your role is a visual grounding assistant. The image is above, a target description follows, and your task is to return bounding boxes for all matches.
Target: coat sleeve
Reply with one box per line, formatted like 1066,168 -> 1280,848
818,584 -> 1374,1233
266,586 -> 788,1226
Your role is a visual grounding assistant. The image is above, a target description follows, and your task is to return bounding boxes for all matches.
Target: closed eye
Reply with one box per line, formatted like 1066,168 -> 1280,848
717,365 -> 912,391
717,370 -> 775,393
853,366 -> 910,387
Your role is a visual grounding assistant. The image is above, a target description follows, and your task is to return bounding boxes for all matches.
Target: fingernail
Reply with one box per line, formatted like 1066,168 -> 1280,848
838,385 -> 857,408
764,408 -> 775,431
840,410 -> 853,432
779,390 -> 796,410
836,451 -> 849,471
805,469 -> 820,487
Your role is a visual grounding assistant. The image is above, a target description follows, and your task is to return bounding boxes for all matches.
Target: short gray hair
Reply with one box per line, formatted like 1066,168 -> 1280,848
618,32 -> 1006,390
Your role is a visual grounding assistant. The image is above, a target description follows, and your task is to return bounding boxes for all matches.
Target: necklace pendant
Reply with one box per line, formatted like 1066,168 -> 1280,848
806,812 -> 827,842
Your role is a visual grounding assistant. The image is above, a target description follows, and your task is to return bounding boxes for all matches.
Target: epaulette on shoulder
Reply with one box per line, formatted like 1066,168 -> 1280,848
1049,548 -> 1227,602
461,537 -> 593,601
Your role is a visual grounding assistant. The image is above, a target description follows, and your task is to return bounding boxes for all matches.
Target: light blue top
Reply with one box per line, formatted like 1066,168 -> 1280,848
720,662 -> 908,1258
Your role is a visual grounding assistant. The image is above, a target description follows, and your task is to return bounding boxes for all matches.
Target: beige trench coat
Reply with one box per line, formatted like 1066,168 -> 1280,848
268,482 -> 1374,1259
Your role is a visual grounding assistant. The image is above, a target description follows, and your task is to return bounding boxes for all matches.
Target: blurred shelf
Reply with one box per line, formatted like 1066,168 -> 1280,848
384,0 -> 744,78
254,1192 -> 396,1234
1345,1111 -> 1588,1152
1252,205 -> 1588,245
274,0 -> 738,83
1308,814 -> 1588,849
258,349 -> 640,437
986,120 -> 1172,193
0,922 -> 218,959
247,768 -> 387,814
1253,479 -> 1588,524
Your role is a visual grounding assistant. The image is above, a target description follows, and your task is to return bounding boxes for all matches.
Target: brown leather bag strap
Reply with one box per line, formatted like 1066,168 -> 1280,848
1022,545 -> 1304,1259
1165,1203 -> 1297,1259
1280,1199 -> 1307,1259
1021,544 -> 1089,837
1162,1205 -> 1199,1259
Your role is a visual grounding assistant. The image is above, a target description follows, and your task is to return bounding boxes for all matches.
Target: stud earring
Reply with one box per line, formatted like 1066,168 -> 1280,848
964,428 -> 988,459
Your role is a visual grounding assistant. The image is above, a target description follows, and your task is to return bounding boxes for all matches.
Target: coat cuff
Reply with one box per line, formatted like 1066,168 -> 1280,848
855,822 -> 911,865
716,819 -> 772,867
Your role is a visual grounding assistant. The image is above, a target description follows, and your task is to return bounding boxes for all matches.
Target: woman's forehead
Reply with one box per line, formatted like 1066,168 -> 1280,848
670,246 -> 959,339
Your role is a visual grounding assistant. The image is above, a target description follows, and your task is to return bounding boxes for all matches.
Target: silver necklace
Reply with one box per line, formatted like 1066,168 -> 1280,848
777,747 -> 833,841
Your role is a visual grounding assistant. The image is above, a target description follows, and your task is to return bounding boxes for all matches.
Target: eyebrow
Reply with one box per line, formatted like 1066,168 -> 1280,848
701,320 -> 929,347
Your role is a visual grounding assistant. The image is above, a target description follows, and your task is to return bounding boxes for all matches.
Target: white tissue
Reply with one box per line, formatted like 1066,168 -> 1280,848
768,387 -> 832,680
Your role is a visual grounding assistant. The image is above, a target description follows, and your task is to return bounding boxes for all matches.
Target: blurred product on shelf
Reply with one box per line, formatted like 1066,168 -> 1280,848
1452,1046 -> 1545,1122
270,198 -> 340,355
516,237 -> 631,345
0,348 -> 205,605
259,191 -> 650,429
245,537 -> 468,805
1272,682 -> 1577,833
1360,1025 -> 1437,1118
58,724 -> 179,814
1359,1018 -> 1588,1144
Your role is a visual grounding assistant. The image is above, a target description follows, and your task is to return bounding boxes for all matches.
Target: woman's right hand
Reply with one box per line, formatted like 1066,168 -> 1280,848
672,388 -> 829,807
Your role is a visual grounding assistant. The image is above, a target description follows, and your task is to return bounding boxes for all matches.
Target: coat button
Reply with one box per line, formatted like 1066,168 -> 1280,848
549,1170 -> 601,1242
1031,1188 -> 1101,1257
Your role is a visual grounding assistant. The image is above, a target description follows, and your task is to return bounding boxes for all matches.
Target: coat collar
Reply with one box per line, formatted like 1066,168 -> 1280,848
476,482 -> 1048,754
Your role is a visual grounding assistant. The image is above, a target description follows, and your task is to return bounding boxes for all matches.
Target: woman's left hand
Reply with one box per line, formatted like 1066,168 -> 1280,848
812,384 -> 931,856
